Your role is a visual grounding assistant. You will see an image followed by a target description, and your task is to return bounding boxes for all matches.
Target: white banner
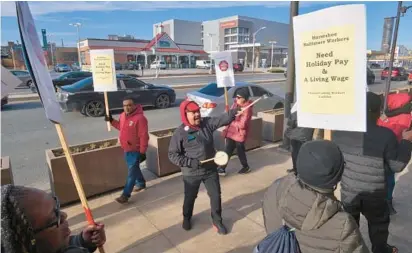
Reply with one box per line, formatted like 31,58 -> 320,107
293,4 -> 367,132
212,51 -> 235,88
90,49 -> 118,92
16,2 -> 62,123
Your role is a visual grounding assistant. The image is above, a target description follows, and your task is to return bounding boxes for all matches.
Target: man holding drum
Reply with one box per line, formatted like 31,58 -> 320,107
168,100 -> 238,235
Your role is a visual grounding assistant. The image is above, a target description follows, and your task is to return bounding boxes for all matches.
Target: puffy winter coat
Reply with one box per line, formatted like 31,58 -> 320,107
262,174 -> 369,253
287,112 -> 314,142
332,121 -> 411,204
111,105 -> 149,153
377,93 -> 412,141
222,100 -> 253,143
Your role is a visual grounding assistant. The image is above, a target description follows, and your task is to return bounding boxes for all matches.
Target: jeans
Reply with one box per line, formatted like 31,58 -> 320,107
183,172 -> 222,223
343,198 -> 390,253
221,138 -> 249,169
291,139 -> 304,170
122,152 -> 146,198
387,172 -> 395,200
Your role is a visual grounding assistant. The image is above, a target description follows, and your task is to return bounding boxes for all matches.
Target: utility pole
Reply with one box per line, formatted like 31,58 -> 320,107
11,46 -> 16,69
269,40 -> 277,69
208,33 -> 215,74
70,23 -> 82,69
252,26 -> 266,73
282,1 -> 299,149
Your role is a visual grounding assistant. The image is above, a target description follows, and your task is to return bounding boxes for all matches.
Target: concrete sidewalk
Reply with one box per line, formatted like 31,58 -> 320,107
63,143 -> 412,253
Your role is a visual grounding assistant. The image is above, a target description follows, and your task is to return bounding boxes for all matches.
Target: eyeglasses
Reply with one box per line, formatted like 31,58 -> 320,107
33,196 -> 61,234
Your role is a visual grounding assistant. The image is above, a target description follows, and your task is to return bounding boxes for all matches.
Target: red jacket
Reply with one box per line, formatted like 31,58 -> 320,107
377,93 -> 412,141
111,105 -> 149,153
223,100 -> 253,142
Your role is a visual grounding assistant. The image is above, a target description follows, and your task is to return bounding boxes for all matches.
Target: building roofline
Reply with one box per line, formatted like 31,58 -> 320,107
80,38 -> 151,43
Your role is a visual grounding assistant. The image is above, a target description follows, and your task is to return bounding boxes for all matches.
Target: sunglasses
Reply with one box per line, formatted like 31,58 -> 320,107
33,196 -> 61,234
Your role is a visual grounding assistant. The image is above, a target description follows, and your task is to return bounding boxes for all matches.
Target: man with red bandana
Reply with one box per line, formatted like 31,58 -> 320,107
168,100 -> 238,235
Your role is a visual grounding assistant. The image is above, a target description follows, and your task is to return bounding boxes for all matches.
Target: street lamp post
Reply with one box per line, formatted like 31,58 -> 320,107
207,33 -> 216,74
383,1 -> 412,112
47,34 -> 55,67
269,40 -> 277,69
252,26 -> 266,73
69,23 -> 82,70
11,46 -> 16,69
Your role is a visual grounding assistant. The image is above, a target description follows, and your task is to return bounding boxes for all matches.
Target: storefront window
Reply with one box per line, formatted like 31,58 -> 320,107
231,27 -> 237,34
224,28 -> 231,35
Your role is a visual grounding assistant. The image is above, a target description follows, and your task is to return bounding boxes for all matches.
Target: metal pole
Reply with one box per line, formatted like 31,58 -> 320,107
282,1 -> 299,148
383,1 -> 402,112
252,35 -> 256,73
76,25 -> 81,70
271,43 -> 274,69
209,33 -> 213,74
11,46 -> 16,69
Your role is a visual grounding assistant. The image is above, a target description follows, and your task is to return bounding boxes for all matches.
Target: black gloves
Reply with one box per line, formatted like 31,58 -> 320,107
140,153 -> 147,163
189,158 -> 200,169
104,113 -> 113,122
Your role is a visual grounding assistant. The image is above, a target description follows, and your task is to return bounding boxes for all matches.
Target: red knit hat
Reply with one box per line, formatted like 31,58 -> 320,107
180,100 -> 200,130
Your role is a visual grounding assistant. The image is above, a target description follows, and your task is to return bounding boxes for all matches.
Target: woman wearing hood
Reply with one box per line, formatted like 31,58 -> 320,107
377,93 -> 412,215
262,140 -> 369,253
168,100 -> 238,235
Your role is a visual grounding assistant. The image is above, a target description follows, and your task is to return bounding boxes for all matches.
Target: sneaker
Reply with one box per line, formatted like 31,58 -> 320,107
133,185 -> 146,192
115,195 -> 129,204
213,221 -> 228,235
182,218 -> 192,231
238,167 -> 251,174
217,167 -> 226,177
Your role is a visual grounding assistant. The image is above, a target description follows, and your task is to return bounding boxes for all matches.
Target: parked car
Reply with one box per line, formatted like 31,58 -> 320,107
54,64 -> 71,72
56,75 -> 176,117
124,62 -> 138,70
1,95 -> 8,108
367,67 -> 375,85
186,82 -> 284,118
150,61 -> 167,70
196,60 -> 212,69
71,63 -> 81,71
408,71 -> 412,85
52,71 -> 92,90
115,62 -> 123,70
369,63 -> 381,69
233,63 -> 244,72
381,67 -> 409,81
10,70 -> 33,88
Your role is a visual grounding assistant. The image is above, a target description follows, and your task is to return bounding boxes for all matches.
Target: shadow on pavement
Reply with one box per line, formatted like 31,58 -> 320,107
1,101 -> 43,111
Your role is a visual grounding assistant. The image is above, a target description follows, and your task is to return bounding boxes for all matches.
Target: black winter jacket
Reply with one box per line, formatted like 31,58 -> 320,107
286,112 -> 314,142
333,120 -> 412,203
61,234 -> 97,253
168,110 -> 236,176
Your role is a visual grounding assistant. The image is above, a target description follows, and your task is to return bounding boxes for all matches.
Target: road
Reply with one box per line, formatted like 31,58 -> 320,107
2,75 -> 409,190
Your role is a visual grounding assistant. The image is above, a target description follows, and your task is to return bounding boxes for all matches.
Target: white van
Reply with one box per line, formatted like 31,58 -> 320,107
196,60 -> 211,69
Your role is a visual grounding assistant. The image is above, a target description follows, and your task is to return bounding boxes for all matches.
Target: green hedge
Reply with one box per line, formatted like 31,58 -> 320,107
268,68 -> 285,73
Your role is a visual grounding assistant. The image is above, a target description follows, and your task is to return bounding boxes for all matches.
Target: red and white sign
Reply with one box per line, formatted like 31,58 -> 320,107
212,51 -> 235,88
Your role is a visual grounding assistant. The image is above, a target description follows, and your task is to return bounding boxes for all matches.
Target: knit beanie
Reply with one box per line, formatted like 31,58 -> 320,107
235,87 -> 250,100
297,140 -> 345,191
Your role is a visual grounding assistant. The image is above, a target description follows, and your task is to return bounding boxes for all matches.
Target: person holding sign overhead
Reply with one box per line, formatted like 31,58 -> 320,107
168,100 -> 238,234
105,96 -> 149,204
218,87 -> 253,176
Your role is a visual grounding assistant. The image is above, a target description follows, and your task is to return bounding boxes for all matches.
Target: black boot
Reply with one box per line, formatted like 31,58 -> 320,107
388,199 -> 397,215
213,221 -> 228,235
182,218 -> 192,231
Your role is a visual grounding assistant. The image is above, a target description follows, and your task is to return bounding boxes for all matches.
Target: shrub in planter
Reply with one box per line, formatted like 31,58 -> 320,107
268,68 -> 285,73
46,138 -> 128,205
1,156 -> 14,186
146,128 -> 181,177
257,109 -> 284,142
213,116 -> 263,152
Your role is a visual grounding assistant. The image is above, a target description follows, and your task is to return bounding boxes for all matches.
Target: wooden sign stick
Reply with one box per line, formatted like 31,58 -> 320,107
224,87 -> 229,112
104,92 -> 111,132
55,124 -> 106,253
324,129 -> 332,141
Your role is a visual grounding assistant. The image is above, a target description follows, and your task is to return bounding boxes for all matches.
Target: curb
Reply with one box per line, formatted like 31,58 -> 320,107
7,79 -> 286,103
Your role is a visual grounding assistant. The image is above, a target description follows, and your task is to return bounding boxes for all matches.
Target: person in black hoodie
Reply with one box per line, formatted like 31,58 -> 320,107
334,92 -> 412,253
168,100 -> 238,235
1,185 -> 105,253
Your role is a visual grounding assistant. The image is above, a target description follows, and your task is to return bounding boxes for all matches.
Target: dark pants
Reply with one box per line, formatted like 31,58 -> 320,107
221,138 -> 249,169
343,198 -> 390,253
291,139 -> 304,170
387,172 -> 395,200
183,172 -> 222,223
122,152 -> 146,198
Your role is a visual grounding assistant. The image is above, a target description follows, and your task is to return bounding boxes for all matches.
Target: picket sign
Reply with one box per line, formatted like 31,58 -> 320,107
16,2 -> 105,252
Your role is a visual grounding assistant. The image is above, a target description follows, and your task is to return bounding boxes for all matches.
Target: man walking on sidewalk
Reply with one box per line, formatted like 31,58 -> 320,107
105,96 -> 149,204
218,87 -> 253,176
168,100 -> 238,235
334,92 -> 412,253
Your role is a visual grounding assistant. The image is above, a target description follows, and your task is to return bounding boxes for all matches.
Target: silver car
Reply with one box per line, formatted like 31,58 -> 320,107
10,70 -> 33,88
187,82 -> 284,117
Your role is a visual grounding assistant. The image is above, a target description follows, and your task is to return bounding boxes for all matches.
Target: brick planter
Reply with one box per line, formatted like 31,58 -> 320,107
46,138 -> 128,206
1,156 -> 14,186
213,116 -> 263,152
146,128 -> 180,177
257,109 -> 284,142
